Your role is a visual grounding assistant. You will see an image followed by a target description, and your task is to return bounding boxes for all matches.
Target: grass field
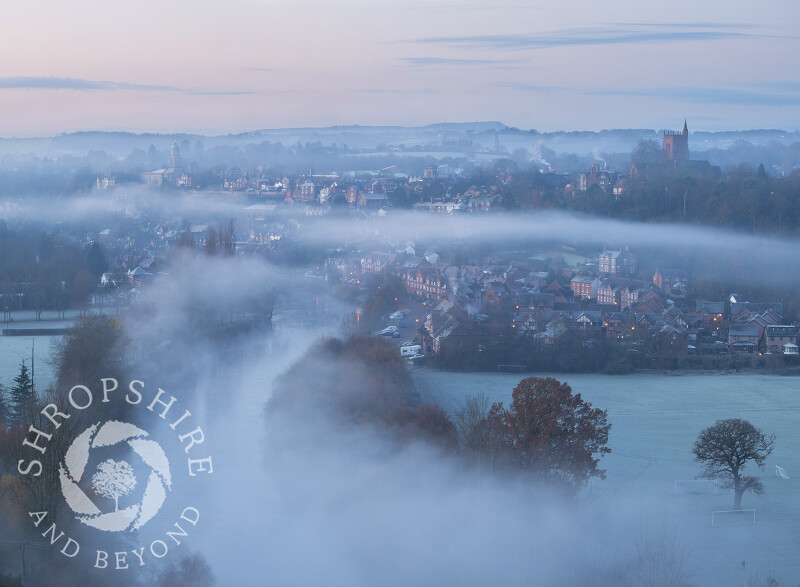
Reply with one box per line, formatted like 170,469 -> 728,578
414,370 -> 800,585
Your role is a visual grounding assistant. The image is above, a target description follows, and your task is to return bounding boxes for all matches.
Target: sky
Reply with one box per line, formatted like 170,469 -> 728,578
1,0 -> 799,136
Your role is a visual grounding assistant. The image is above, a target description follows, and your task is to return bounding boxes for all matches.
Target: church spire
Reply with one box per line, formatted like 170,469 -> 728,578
683,119 -> 688,135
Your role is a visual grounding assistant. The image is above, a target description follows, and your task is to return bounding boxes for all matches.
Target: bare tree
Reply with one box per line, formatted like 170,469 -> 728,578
631,525 -> 691,587
455,393 -> 489,453
692,418 -> 774,510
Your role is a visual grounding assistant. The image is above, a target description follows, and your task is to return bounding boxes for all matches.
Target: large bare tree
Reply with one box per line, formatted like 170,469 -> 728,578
692,418 -> 774,510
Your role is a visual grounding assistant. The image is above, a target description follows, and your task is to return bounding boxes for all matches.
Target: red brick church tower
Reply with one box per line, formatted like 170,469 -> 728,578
662,120 -> 689,161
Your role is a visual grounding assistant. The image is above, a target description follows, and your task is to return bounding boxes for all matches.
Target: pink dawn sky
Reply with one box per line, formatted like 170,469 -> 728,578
1,0 -> 799,136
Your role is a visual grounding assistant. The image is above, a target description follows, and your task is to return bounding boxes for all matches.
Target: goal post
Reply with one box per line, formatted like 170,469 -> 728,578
674,479 -> 719,495
711,509 -> 755,527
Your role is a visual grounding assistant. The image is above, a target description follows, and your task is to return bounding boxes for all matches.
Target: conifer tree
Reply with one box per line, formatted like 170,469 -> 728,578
0,383 -> 8,428
9,360 -> 36,427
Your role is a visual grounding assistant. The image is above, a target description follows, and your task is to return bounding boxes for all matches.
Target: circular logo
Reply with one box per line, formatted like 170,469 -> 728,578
58,420 -> 172,533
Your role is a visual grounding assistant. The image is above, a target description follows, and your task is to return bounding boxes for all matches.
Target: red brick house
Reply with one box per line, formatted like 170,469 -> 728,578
603,313 -> 625,339
652,324 -> 689,355
729,323 -> 761,352
765,325 -> 798,353
597,283 -> 622,306
570,276 -> 593,300
404,268 -> 447,300
599,250 -> 636,275
653,268 -> 688,293
620,286 -> 642,310
361,253 -> 396,275
695,301 -> 725,330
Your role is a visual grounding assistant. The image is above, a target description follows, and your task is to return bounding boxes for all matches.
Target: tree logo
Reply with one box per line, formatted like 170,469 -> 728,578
58,420 -> 172,533
19,378 -> 213,569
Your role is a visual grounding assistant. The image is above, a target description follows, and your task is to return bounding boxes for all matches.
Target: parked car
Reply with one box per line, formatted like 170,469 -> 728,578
401,344 -> 422,357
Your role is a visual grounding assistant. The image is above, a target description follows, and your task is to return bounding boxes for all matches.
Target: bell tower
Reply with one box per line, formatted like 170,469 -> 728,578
662,120 -> 689,161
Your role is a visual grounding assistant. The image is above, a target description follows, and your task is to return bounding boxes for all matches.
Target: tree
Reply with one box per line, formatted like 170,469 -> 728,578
53,316 -> 130,394
389,186 -> 411,209
157,552 -> 216,587
406,403 -> 458,453
220,219 -> 236,257
692,418 -> 774,509
177,231 -> 195,249
8,361 -> 36,427
631,139 -> 662,170
86,242 -> 108,278
205,227 -> 218,256
0,383 -> 7,428
92,459 -> 137,512
455,393 -> 490,452
485,377 -> 610,492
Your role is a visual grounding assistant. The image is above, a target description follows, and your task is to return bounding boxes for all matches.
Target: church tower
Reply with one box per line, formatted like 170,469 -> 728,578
168,141 -> 182,174
662,120 -> 689,161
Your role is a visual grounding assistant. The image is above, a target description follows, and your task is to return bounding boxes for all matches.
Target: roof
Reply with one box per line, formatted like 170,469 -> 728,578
696,300 -> 724,314
730,324 -> 760,337
767,325 -> 797,335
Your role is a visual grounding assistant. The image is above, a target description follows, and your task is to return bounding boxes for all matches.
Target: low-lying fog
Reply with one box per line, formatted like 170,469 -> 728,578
4,194 -> 800,585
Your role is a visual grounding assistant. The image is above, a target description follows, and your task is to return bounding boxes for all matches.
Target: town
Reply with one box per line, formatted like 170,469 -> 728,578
0,123 -> 798,376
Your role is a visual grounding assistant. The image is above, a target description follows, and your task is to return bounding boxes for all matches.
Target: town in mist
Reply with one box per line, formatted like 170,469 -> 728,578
2,1 -> 800,585
0,123 -> 798,586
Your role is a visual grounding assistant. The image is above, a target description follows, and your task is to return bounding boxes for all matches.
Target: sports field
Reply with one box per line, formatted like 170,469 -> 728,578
414,371 -> 800,585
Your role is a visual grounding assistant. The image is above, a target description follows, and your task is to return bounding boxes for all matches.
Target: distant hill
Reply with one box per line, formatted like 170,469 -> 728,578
0,123 -> 797,160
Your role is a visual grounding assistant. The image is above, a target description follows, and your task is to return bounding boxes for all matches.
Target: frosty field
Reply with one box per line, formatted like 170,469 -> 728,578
413,370 -> 800,586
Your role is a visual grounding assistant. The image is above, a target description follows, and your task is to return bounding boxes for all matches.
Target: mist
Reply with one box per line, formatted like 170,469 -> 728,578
123,294 -> 675,586
75,248 -> 701,586
2,175 -> 798,585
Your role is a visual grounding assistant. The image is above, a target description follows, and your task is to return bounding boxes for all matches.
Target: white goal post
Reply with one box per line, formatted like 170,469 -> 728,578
711,509 -> 756,527
674,480 -> 719,495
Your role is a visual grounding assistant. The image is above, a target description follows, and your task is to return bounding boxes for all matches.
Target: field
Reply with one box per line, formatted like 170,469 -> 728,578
0,334 -> 59,390
413,370 -> 800,585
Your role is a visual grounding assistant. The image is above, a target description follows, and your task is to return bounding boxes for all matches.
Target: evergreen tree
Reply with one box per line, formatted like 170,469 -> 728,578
0,383 -> 8,428
9,360 -> 36,427
86,242 -> 109,278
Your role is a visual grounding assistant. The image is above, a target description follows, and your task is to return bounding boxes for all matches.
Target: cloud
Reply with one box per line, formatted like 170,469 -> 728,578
502,82 -> 800,107
0,77 -> 257,97
354,88 -> 435,95
614,21 -> 756,30
500,82 -> 572,93
595,87 -> 800,107
0,76 -> 179,91
412,24 -> 754,51
186,91 -> 259,96
401,57 -> 521,67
